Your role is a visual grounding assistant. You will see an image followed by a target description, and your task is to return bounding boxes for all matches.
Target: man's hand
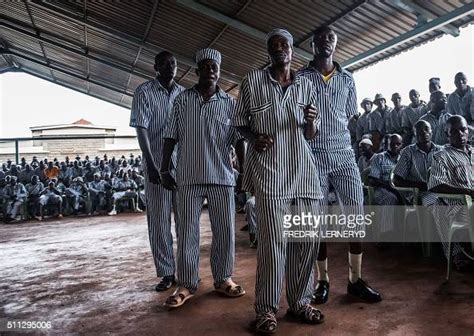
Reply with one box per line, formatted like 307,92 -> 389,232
303,103 -> 318,123
254,134 -> 274,153
161,172 -> 177,191
147,165 -> 161,185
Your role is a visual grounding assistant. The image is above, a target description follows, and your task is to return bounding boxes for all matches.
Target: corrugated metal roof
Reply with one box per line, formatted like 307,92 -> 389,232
1,0 -> 472,109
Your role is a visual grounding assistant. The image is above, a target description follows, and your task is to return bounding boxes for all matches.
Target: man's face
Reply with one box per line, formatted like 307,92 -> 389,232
429,79 -> 441,93
430,91 -> 447,111
362,101 -> 373,113
31,176 -> 38,184
94,175 -> 100,182
448,118 -> 469,148
123,174 -> 129,181
359,143 -> 372,156
197,59 -> 220,85
155,54 -> 177,81
10,178 -> 16,186
48,162 -> 53,168
268,35 -> 292,66
391,93 -> 402,108
388,136 -> 403,155
415,121 -> 432,144
312,28 -> 337,58
409,90 -> 420,105
25,164 -> 31,171
454,73 -> 468,91
375,99 -> 386,110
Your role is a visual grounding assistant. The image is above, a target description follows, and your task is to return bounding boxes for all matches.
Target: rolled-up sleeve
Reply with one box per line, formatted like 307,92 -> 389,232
428,152 -> 450,190
129,88 -> 150,129
232,77 -> 251,127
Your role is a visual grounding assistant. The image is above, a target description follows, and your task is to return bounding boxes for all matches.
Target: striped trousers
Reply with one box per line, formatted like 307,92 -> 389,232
255,197 -> 318,314
373,188 -> 399,234
177,184 -> 235,292
143,170 -> 177,278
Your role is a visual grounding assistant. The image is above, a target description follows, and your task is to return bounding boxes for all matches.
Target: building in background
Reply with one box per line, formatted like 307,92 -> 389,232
0,119 -> 140,162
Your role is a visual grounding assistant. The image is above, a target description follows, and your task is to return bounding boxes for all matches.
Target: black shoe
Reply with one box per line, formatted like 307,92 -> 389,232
155,275 -> 175,292
312,280 -> 329,304
347,278 -> 382,303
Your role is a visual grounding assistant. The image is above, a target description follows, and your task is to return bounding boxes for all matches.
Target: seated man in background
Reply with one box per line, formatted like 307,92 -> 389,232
108,172 -> 141,215
393,120 -> 442,206
369,94 -> 393,152
19,164 -> 35,185
385,93 -> 406,142
447,72 -> 471,116
420,91 -> 451,145
358,138 -> 375,173
44,161 -> 60,181
369,134 -> 403,236
428,115 -> 474,271
65,177 -> 89,215
4,176 -> 27,223
401,89 -> 428,146
25,175 -> 44,219
38,180 -> 63,220
88,173 -> 108,214
130,170 -> 146,210
244,195 -> 257,248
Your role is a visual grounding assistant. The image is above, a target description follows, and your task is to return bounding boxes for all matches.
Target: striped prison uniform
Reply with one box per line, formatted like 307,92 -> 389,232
164,86 -> 242,292
385,106 -> 406,135
369,151 -> 400,234
461,90 -> 474,139
356,112 -> 371,143
447,86 -> 472,116
39,188 -> 62,206
419,110 -> 452,145
298,62 -> 365,235
130,78 -> 185,278
4,183 -> 27,218
401,102 -> 428,145
369,106 -> 393,140
232,68 -> 322,314
393,142 -> 443,206
428,145 -> 474,259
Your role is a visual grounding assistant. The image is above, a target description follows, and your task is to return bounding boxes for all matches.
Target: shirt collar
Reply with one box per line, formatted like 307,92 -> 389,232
304,60 -> 343,74
191,85 -> 228,100
154,78 -> 178,93
265,67 -> 300,86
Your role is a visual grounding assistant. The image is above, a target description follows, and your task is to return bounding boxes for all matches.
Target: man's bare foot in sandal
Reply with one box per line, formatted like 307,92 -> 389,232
164,287 -> 194,308
214,278 -> 246,298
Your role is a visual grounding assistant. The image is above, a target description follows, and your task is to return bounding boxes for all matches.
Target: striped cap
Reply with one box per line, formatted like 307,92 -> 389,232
266,28 -> 293,46
195,48 -> 221,65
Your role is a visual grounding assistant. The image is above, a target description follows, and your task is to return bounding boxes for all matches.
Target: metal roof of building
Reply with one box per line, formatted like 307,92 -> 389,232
1,0 -> 472,109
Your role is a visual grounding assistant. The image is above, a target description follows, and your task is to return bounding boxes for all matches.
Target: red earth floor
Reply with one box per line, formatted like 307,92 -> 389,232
1,212 -> 473,335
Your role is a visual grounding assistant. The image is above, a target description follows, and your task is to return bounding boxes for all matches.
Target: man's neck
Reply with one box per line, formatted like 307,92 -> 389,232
158,77 -> 174,92
431,109 -> 442,117
196,82 -> 217,101
456,87 -> 469,98
270,63 -> 292,87
311,57 -> 335,75
417,141 -> 432,153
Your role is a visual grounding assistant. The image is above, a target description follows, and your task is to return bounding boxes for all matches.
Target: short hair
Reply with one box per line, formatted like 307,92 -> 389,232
446,115 -> 466,128
312,25 -> 334,41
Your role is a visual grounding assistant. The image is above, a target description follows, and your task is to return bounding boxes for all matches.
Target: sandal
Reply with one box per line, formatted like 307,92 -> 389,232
164,287 -> 194,308
254,312 -> 277,334
215,280 -> 246,297
287,305 -> 324,324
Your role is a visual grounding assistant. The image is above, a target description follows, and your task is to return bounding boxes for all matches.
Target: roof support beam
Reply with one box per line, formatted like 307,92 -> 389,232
176,0 -> 313,60
1,48 -> 134,98
341,2 -> 474,69
28,0 -> 241,84
387,0 -> 460,37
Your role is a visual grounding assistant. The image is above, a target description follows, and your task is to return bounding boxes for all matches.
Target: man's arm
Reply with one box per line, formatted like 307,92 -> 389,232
393,175 -> 427,191
430,184 -> 474,198
136,127 -> 161,184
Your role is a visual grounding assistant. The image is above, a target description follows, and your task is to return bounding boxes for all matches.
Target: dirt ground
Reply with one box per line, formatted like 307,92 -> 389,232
1,212 -> 473,335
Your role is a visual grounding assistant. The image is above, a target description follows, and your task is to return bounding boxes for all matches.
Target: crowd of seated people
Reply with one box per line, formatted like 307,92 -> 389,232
0,154 -> 145,222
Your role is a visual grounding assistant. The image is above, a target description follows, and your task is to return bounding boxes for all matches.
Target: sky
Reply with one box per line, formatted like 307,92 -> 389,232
0,26 -> 472,138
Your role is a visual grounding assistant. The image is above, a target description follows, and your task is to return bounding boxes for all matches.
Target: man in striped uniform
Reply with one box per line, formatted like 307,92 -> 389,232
420,91 -> 452,145
129,51 -> 185,292
393,120 -> 443,206
385,93 -> 406,139
401,89 -> 428,145
161,48 -> 246,308
233,28 -> 324,333
298,25 -> 381,306
428,115 -> 474,271
447,72 -> 471,116
369,93 -> 393,152
356,98 -> 373,147
369,134 -> 403,235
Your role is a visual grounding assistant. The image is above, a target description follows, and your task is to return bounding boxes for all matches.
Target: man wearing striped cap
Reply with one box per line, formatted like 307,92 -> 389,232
233,28 -> 324,333
129,51 -> 185,292
298,25 -> 381,305
161,48 -> 246,308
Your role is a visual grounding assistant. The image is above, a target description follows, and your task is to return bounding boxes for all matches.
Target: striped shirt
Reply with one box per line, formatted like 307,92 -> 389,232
297,62 -> 358,151
232,68 -> 322,199
164,86 -> 241,187
129,78 -> 185,169
356,112 -> 371,141
348,113 -> 360,144
401,102 -> 428,130
369,151 -> 399,182
368,106 -> 393,135
385,106 -> 406,134
419,110 -> 452,145
393,142 -> 443,183
447,86 -> 472,116
461,90 -> 474,122
428,145 -> 474,190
